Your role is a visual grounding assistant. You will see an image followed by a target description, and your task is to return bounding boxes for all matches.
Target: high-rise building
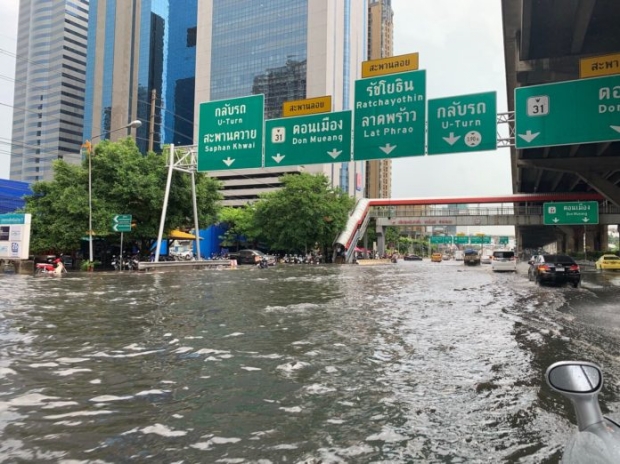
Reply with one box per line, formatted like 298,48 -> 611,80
10,0 -> 89,182
195,0 -> 367,206
365,0 -> 393,199
83,0 -> 198,154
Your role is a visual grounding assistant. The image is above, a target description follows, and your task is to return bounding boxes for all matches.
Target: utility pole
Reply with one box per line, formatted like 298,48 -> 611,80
148,89 -> 156,152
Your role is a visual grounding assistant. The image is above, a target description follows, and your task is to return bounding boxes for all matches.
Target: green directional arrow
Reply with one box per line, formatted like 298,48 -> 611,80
543,201 -> 599,225
515,75 -> 620,149
264,111 -> 352,167
427,92 -> 497,155
197,94 -> 264,171
112,214 -> 132,232
353,70 -> 426,161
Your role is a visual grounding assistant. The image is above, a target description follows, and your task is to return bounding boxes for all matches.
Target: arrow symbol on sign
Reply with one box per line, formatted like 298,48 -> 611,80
582,217 -> 590,223
518,130 -> 540,143
611,125 -> 620,133
553,217 -> 559,223
272,153 -> 285,163
379,143 -> 397,155
223,157 -> 235,167
443,132 -> 461,145
327,149 -> 342,159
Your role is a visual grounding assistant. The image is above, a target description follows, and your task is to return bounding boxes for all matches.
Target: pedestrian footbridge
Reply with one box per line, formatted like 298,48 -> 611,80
334,193 -> 619,263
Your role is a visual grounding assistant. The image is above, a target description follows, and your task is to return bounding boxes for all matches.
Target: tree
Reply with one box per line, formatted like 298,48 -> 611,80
217,206 -> 257,250
252,173 -> 355,254
24,138 -> 222,256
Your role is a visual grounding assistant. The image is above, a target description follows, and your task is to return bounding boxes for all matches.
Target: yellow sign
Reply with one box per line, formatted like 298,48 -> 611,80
282,96 -> 332,117
362,53 -> 419,78
580,53 -> 620,78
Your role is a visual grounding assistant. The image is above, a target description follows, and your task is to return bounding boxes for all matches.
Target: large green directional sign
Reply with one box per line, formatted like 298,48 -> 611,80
454,235 -> 470,245
427,92 -> 497,155
515,75 -> 620,149
353,70 -> 426,161
543,201 -> 599,225
198,95 -> 264,171
264,111 -> 351,168
430,236 -> 452,244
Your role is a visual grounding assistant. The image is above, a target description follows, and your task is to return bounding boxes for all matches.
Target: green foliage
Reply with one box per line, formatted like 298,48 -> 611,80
24,138 -> 222,255
252,173 -> 355,253
218,206 -> 257,250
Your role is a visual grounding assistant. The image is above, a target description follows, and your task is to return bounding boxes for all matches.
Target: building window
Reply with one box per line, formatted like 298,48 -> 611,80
187,27 -> 197,48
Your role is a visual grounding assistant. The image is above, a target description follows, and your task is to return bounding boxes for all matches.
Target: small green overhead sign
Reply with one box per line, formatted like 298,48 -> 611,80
543,202 -> 599,225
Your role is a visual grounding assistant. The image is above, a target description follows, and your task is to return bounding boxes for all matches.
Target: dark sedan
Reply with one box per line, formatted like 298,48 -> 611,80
528,254 -> 581,287
403,254 -> 422,261
231,249 -> 277,266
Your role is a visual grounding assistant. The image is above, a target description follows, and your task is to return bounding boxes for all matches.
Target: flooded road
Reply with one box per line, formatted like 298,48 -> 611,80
1,260 -> 620,463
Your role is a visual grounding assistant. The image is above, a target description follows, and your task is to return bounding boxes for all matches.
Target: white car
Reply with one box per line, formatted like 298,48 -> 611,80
491,250 -> 517,272
480,254 -> 492,264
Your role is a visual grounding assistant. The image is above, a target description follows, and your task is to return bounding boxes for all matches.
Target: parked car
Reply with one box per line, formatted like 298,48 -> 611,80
229,249 -> 277,266
442,254 -> 451,261
480,254 -> 493,264
528,254 -> 581,287
431,252 -> 443,263
491,250 -> 517,272
403,254 -> 422,261
595,254 -> 620,271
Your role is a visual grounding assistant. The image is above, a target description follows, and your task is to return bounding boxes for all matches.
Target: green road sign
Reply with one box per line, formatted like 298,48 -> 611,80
543,201 -> 599,225
515,75 -> 620,149
499,236 -> 509,245
430,236 -> 452,244
454,235 -> 469,244
264,111 -> 352,168
112,214 -> 132,233
427,92 -> 497,155
197,95 -> 264,171
469,235 -> 490,244
353,70 -> 426,161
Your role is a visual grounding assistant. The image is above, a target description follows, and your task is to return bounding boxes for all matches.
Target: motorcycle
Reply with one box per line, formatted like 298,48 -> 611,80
546,360 -> 620,463
257,257 -> 269,269
35,259 -> 66,276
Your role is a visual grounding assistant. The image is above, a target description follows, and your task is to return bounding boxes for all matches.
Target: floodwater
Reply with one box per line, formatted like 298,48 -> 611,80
0,260 -> 619,463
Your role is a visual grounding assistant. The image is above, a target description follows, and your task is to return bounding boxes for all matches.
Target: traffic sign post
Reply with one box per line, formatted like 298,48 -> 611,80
112,214 -> 132,233
264,111 -> 352,168
543,202 -> 599,225
197,95 -> 264,171
353,70 -> 426,161
515,75 -> 620,149
427,92 -> 497,155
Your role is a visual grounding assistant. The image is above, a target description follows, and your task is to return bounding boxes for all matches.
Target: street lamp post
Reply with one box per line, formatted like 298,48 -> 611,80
87,120 -> 142,263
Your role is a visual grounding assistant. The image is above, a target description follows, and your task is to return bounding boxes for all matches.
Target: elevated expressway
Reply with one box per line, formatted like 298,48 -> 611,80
501,0 -> 620,250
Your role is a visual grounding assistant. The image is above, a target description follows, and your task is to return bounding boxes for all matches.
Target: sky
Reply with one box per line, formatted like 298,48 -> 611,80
0,0 -> 512,202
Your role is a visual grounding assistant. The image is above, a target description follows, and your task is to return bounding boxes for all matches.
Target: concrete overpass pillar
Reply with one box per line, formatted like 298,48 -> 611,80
588,224 -> 608,252
557,226 -> 576,254
376,224 -> 385,257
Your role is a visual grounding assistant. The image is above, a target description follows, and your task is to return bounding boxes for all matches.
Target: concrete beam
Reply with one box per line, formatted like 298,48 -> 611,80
571,0 -> 596,54
517,156 -> 620,173
577,172 -> 620,208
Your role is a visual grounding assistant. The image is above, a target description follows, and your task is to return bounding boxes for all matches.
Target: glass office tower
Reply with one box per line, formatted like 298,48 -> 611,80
10,0 -> 89,182
195,0 -> 367,206
83,0 -> 197,153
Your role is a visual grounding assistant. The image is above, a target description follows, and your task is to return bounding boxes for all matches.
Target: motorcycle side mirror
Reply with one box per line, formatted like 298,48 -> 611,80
547,362 -> 602,394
